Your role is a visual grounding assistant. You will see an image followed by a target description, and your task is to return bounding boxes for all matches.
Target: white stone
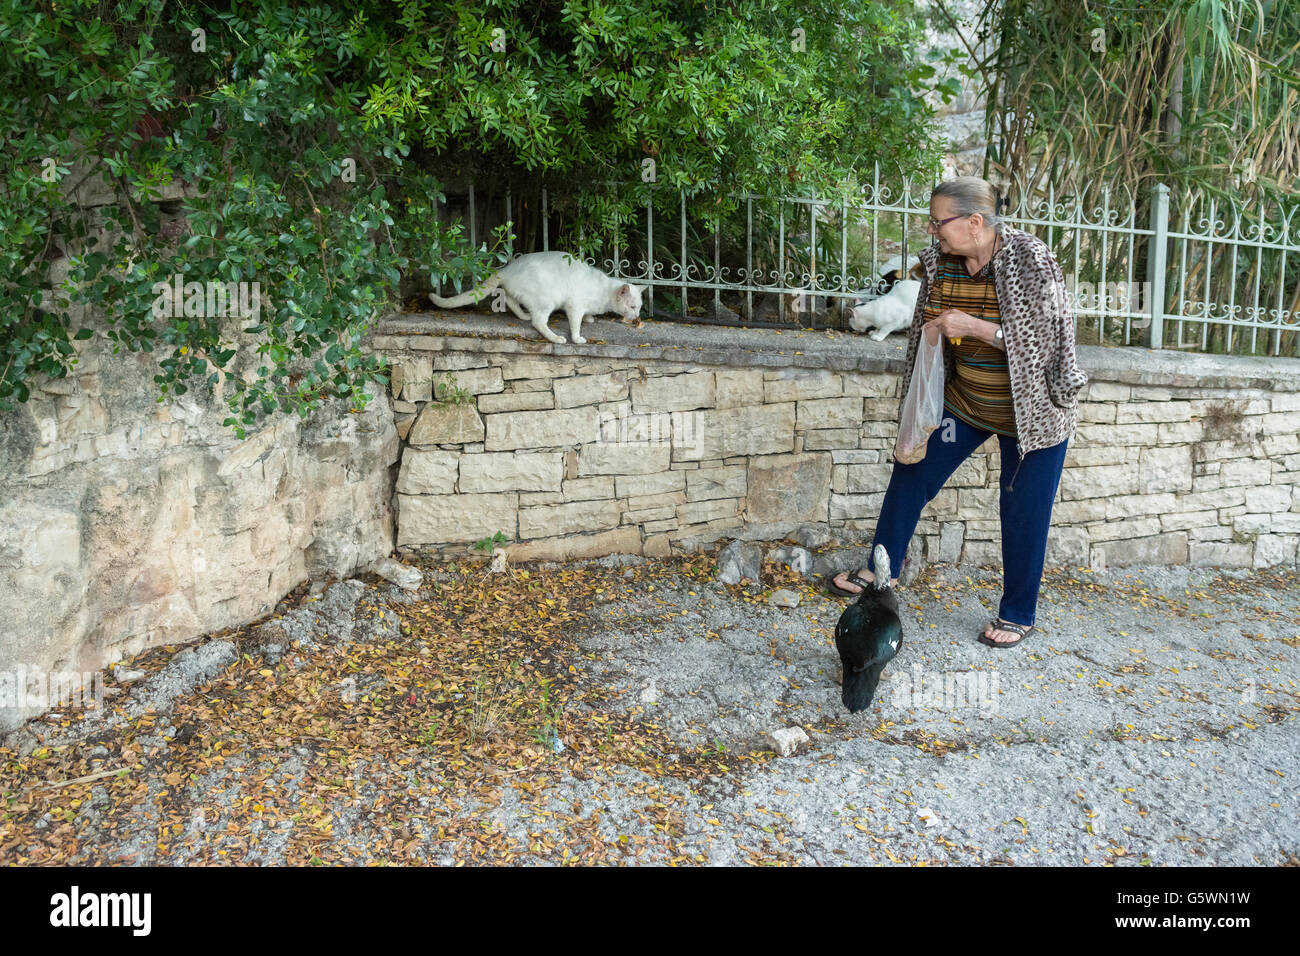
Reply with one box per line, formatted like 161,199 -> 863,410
554,371 -> 628,408
459,451 -> 563,493
678,497 -> 740,524
396,449 -> 459,494
1086,382 -> 1130,401
578,442 -> 672,475
629,371 -> 715,411
1060,463 -> 1141,500
476,390 -> 555,413
409,403 -> 485,445
746,453 -> 832,524
767,589 -> 801,608
484,406 -> 600,451
802,428 -> 861,450
1261,411 -> 1300,435
835,463 -> 894,495
841,374 -> 896,398
1219,458 -> 1272,488
1245,485 -> 1293,515
520,499 -> 620,538
768,726 -> 810,757
563,477 -> 616,501
369,557 -> 423,590
396,493 -> 517,546
714,369 -> 766,407
796,397 -> 862,430
614,471 -> 685,498
686,465 -> 746,502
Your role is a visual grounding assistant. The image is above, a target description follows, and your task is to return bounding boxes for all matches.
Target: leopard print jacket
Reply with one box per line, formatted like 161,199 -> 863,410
896,223 -> 1089,462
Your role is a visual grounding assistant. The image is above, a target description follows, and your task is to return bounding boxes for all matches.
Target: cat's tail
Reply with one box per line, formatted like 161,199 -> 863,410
429,273 -> 502,309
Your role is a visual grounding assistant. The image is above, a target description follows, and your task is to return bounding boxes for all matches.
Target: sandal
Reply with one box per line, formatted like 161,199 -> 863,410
979,618 -> 1034,648
824,570 -> 874,598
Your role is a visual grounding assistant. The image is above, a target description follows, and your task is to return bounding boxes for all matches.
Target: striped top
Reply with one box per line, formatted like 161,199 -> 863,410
921,252 -> 1016,437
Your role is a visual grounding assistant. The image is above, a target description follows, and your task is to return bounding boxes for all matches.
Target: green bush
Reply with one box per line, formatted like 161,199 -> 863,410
0,0 -> 947,432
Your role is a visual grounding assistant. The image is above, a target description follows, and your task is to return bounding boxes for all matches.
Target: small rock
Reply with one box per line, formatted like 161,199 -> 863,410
768,726 -> 810,757
115,668 -> 146,684
717,539 -> 762,586
308,579 -> 330,596
489,547 -> 508,573
639,678 -> 659,703
793,525 -> 831,549
767,588 -> 801,608
369,557 -> 423,591
769,545 -> 813,577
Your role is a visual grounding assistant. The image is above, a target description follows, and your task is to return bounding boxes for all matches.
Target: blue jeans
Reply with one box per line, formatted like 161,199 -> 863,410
867,411 -> 1069,627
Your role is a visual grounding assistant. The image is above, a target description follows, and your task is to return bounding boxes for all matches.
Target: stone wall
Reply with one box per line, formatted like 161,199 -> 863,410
372,314 -> 1300,572
0,325 -> 399,733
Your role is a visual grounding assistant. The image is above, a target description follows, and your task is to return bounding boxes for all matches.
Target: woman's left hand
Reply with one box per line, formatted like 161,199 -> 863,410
924,309 -> 977,341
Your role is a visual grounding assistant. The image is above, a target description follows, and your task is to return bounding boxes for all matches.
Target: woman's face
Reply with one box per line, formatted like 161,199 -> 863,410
928,196 -> 973,257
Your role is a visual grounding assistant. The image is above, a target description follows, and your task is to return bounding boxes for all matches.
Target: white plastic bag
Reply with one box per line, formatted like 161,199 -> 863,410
894,327 -> 945,464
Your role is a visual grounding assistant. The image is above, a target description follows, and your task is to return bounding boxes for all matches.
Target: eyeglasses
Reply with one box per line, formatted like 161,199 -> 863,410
926,213 -> 970,231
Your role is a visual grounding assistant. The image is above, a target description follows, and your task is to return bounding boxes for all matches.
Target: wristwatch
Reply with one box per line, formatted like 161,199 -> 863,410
994,325 -> 1004,343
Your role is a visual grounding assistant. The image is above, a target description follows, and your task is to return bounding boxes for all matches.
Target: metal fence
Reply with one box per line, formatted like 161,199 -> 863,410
440,164 -> 1300,357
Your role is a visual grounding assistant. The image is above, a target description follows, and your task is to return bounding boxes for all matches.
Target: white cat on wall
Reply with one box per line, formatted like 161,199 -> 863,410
848,255 -> 923,341
429,251 -> 645,345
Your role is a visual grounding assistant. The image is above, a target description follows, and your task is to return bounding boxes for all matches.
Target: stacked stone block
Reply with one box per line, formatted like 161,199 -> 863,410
375,331 -> 1300,572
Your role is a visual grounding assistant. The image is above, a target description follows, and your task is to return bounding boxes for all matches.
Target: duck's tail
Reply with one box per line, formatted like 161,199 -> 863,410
871,544 -> 892,590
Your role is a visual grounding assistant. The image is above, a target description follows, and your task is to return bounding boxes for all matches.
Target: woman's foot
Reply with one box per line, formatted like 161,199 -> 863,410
983,618 -> 1032,645
830,568 -> 900,594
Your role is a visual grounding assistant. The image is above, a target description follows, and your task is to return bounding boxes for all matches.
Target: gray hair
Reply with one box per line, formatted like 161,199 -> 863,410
931,176 -> 1004,229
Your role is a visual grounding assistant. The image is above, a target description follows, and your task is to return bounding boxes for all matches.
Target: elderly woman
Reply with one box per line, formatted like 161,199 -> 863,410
826,176 -> 1088,647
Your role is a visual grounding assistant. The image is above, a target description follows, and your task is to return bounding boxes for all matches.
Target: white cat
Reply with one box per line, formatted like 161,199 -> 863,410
848,256 -> 924,340
849,279 -> 921,340
428,251 -> 646,345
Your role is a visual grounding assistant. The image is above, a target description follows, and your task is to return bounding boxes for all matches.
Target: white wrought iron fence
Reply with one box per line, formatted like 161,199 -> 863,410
436,164 -> 1300,357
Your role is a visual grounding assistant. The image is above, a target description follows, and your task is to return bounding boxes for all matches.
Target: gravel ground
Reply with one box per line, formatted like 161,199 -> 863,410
566,557 -> 1299,865
5,553 -> 1296,866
